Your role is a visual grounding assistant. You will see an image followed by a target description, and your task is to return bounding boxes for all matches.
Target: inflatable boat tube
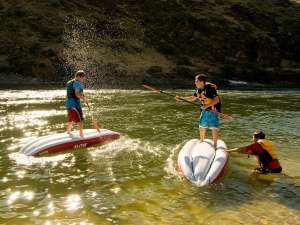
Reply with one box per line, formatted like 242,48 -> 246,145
21,129 -> 120,156
178,139 -> 229,187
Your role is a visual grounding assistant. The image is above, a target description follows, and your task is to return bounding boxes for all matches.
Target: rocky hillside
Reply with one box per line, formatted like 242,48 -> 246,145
0,0 -> 299,88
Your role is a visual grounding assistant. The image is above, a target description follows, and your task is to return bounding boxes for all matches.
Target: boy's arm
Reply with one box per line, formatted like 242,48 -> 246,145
75,89 -> 85,100
175,95 -> 197,102
203,96 -> 219,109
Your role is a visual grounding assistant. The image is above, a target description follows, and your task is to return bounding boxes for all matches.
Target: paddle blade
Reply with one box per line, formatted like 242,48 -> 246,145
142,84 -> 161,93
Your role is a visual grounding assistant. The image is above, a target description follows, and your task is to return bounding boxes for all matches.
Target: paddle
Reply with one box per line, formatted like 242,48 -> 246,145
142,84 -> 233,119
85,100 -> 101,132
142,84 -> 200,106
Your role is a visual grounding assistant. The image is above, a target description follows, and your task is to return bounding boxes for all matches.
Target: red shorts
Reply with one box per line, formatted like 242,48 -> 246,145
67,108 -> 83,122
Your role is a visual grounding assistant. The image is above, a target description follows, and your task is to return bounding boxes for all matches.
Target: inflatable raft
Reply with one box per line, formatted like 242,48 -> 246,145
178,139 -> 229,187
21,129 -> 120,156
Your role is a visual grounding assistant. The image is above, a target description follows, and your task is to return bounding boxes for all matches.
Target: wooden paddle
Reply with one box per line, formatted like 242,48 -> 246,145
85,100 -> 101,132
142,84 -> 233,119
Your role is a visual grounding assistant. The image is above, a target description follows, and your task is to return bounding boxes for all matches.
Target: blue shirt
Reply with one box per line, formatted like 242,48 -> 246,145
65,80 -> 84,109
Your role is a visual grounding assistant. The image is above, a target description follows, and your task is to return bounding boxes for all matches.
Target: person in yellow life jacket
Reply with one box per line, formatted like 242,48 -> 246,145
227,131 -> 282,174
176,74 -> 221,149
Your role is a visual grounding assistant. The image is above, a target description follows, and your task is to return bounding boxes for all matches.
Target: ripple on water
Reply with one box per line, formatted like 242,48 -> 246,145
0,89 -> 300,224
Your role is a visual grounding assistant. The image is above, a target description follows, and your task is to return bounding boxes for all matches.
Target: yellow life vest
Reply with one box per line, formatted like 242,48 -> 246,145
195,83 -> 218,106
257,139 -> 278,159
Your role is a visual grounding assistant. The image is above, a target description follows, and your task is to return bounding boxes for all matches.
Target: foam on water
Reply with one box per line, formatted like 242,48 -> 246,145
8,152 -> 70,166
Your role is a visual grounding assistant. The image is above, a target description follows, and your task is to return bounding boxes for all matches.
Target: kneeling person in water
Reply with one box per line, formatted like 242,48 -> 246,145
227,131 -> 282,174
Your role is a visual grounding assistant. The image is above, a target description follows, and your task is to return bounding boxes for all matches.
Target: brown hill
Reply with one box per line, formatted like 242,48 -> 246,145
0,0 -> 299,88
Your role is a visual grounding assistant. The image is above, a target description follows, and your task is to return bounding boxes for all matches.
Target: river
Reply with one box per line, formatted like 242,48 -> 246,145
0,89 -> 299,224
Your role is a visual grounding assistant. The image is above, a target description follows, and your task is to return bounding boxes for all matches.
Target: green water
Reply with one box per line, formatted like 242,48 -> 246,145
0,89 -> 299,225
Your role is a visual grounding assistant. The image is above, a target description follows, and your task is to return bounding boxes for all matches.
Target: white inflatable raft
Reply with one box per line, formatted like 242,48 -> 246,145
178,139 -> 229,187
21,129 -> 120,156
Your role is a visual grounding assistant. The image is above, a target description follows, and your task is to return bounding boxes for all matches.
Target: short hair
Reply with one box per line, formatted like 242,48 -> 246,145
195,74 -> 207,82
75,70 -> 86,78
253,130 -> 265,139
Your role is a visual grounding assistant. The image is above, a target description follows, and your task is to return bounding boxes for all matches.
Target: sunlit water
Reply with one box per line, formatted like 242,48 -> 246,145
0,89 -> 299,225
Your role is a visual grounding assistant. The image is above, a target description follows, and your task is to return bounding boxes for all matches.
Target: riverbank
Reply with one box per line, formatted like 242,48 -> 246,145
0,80 -> 299,90
1,0 -> 299,85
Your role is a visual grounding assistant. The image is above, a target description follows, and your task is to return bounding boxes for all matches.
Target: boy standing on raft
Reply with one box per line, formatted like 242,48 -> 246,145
227,131 -> 282,174
176,74 -> 220,149
65,70 -> 86,137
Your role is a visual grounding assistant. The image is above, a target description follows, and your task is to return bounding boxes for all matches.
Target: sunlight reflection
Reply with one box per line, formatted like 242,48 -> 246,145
7,191 -> 21,204
16,170 -> 26,178
45,221 -> 52,225
0,90 -> 65,99
65,194 -> 82,211
110,187 -> 121,194
47,201 -> 55,216
7,190 -> 35,204
23,191 -> 34,200
33,210 -> 40,216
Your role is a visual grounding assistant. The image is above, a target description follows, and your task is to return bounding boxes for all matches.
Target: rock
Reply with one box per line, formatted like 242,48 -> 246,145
174,65 -> 197,79
146,66 -> 163,75
271,0 -> 291,5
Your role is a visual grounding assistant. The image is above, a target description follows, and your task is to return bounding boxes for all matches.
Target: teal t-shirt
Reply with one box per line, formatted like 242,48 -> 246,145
65,80 -> 84,109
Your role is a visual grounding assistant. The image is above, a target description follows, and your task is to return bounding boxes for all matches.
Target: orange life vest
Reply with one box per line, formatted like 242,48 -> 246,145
257,139 -> 278,160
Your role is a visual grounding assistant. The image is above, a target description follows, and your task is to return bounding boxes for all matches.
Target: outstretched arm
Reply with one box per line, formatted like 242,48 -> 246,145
227,146 -> 247,153
175,95 -> 197,102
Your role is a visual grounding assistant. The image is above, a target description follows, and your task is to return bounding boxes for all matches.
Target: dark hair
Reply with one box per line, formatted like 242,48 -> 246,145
253,130 -> 265,139
75,70 -> 86,78
195,74 -> 207,82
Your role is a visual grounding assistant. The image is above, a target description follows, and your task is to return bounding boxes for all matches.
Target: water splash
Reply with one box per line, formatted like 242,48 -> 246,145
89,135 -> 163,159
164,143 -> 182,177
8,152 -> 70,166
61,15 -> 145,89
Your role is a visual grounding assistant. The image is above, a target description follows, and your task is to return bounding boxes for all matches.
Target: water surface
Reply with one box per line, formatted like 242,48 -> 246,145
0,89 -> 299,224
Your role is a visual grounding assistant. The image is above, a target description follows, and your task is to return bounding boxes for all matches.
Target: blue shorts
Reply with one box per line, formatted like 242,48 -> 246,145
199,110 -> 219,129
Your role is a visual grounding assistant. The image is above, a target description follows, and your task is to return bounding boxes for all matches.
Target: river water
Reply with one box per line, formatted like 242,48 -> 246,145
0,89 -> 299,224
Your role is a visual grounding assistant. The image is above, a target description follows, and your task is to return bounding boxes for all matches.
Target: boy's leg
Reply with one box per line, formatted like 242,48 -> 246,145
199,110 -> 208,142
66,121 -> 73,134
66,108 -> 74,134
212,128 -> 219,149
209,112 -> 219,149
77,122 -> 84,137
199,127 -> 206,142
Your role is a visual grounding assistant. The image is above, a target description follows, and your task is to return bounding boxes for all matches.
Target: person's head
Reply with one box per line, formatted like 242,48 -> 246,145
195,74 -> 207,89
253,130 -> 265,142
75,70 -> 86,82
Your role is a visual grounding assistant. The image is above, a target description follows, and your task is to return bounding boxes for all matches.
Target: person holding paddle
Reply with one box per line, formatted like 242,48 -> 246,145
175,74 -> 220,149
65,70 -> 86,137
227,131 -> 282,174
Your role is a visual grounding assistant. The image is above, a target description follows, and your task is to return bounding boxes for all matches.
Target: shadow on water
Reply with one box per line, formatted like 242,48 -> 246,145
249,173 -> 300,211
221,160 -> 300,211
